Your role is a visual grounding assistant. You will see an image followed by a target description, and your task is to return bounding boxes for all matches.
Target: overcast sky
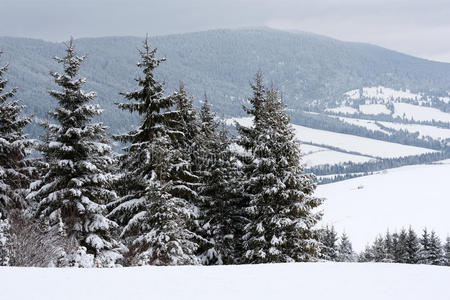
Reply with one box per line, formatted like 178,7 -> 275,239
1,0 -> 450,62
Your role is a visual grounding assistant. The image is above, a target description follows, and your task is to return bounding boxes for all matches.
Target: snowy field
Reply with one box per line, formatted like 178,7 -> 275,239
317,161 -> 450,251
228,117 -> 436,161
379,121 -> 450,140
393,103 -> 450,123
300,144 -> 374,167
327,104 -> 391,115
335,116 -> 450,140
290,124 -> 435,158
359,104 -> 391,115
1,263 -> 449,300
334,116 -> 391,134
345,86 -> 421,102
325,106 -> 358,114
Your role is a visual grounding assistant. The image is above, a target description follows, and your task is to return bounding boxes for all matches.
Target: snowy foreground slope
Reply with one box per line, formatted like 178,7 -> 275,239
317,161 -> 450,251
1,263 -> 450,300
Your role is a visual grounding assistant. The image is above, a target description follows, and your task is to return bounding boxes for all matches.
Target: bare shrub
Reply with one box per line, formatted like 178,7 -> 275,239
1,210 -> 76,267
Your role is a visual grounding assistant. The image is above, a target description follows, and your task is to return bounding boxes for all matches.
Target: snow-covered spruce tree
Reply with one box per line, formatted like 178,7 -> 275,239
444,237 -> 450,266
28,39 -> 121,267
237,73 -> 323,263
0,52 -> 34,219
319,225 -> 338,261
196,96 -> 243,265
418,228 -> 431,264
0,215 -> 8,265
405,227 -> 420,264
383,230 -> 395,262
108,38 -> 199,266
393,229 -> 408,263
358,245 -> 375,262
337,232 -> 354,262
371,236 -> 386,262
428,231 -> 444,266
171,83 -> 202,217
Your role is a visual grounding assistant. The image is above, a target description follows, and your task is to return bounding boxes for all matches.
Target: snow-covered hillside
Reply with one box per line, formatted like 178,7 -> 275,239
345,86 -> 421,102
317,161 -> 450,251
301,144 -> 374,167
1,263 -> 449,300
393,103 -> 450,123
291,124 -> 436,158
335,116 -> 450,140
227,117 -> 438,167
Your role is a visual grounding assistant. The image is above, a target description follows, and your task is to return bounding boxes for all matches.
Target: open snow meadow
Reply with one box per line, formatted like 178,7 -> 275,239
317,161 -> 450,251
228,116 -> 440,167
1,263 -> 450,300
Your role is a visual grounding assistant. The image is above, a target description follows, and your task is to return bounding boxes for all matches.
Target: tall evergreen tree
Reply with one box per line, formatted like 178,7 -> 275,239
171,83 -> 202,220
405,227 -> 420,264
108,38 -> 199,266
372,235 -> 386,262
393,229 -> 408,263
428,230 -> 444,266
419,228 -> 431,264
28,39 -> 121,266
237,73 -> 323,263
0,52 -> 34,219
320,225 -> 338,261
358,245 -> 375,262
337,232 -> 354,262
443,236 -> 450,266
196,97 -> 242,265
383,230 -> 395,262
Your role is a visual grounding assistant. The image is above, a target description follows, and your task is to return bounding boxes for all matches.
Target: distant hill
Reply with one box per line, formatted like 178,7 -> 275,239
1,27 -> 450,136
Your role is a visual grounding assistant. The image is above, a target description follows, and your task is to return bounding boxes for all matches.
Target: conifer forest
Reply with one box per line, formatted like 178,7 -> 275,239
1,38 -> 449,269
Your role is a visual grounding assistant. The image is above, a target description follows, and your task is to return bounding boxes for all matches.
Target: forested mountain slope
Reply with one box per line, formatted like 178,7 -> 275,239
1,27 -> 450,135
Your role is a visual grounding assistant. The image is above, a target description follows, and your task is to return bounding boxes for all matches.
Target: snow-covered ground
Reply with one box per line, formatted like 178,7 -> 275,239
327,104 -> 391,116
334,116 -> 391,134
345,86 -> 421,102
301,144 -> 374,167
1,262 -> 449,300
325,106 -> 358,114
290,124 -> 435,158
317,161 -> 450,252
227,117 -> 436,161
359,104 -> 391,115
379,121 -> 450,140
334,116 -> 450,140
393,103 -> 450,123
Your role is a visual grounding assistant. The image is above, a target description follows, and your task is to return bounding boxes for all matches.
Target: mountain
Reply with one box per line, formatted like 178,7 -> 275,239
1,27 -> 450,136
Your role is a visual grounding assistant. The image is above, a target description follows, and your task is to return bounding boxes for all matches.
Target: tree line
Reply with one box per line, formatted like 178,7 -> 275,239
0,38 -> 322,267
320,226 -> 450,266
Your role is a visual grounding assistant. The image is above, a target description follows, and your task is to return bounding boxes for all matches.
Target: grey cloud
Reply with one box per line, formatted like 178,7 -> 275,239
0,0 -> 449,62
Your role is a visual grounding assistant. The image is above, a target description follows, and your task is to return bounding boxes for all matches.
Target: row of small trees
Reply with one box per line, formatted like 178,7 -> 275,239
320,226 -> 450,266
0,38 -> 322,267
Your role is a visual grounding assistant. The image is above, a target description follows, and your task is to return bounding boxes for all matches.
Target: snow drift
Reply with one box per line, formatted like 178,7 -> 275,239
1,262 -> 449,300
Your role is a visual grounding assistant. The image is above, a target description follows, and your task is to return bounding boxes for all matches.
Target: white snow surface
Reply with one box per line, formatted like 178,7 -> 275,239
335,117 -> 391,134
345,86 -> 421,102
393,103 -> 450,123
359,104 -> 391,115
228,117 -> 436,159
290,124 -> 435,158
379,121 -> 450,140
335,116 -> 450,140
1,263 -> 449,300
301,144 -> 374,167
317,162 -> 450,252
325,106 -> 358,114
